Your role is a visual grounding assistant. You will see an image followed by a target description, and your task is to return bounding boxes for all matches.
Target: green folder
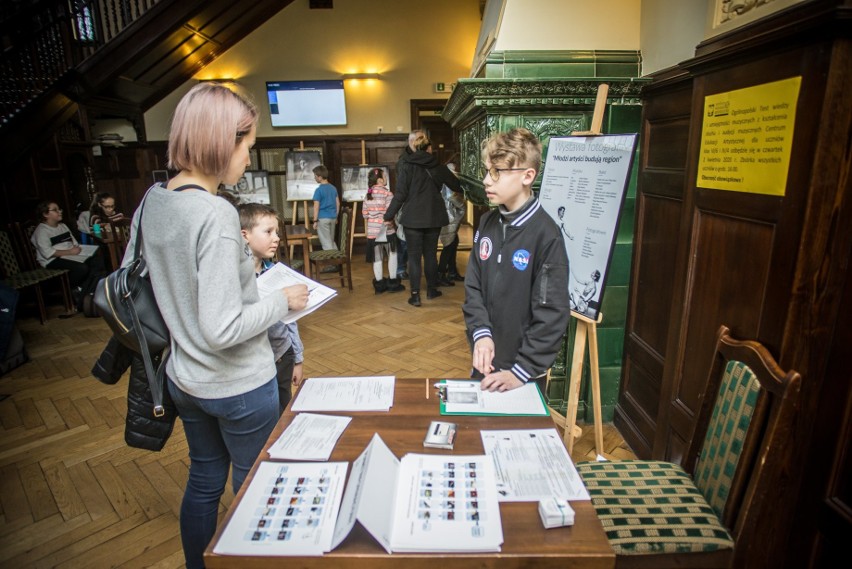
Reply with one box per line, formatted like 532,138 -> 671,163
437,379 -> 550,417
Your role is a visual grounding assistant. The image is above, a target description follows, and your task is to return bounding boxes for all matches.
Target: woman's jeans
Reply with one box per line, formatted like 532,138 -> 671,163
167,376 -> 279,569
404,226 -> 440,293
438,233 -> 460,276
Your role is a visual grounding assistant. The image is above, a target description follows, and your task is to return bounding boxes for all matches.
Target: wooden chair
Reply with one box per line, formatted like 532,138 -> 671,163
309,207 -> 354,291
0,230 -> 74,324
99,219 -> 131,270
576,325 -> 801,568
277,219 -> 304,274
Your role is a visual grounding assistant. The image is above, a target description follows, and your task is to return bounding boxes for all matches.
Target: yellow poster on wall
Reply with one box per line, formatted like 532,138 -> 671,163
697,76 -> 801,195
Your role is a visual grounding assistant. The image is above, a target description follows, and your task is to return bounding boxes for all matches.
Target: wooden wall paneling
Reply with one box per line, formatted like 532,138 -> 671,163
616,75 -> 692,458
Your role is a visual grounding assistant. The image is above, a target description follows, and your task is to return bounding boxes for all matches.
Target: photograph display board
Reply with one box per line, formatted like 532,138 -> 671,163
539,134 -> 638,320
340,165 -> 390,202
286,149 -> 322,201
221,170 -> 270,205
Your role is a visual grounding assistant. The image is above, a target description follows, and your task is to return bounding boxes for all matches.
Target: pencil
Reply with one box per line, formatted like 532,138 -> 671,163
426,378 -> 430,399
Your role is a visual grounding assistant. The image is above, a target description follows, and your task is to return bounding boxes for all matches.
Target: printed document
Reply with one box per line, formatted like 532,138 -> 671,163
481,428 -> 590,502
64,244 -> 99,263
213,461 -> 347,556
267,413 -> 352,461
256,262 -> 337,323
439,380 -> 549,416
332,434 -> 504,553
291,376 -> 395,412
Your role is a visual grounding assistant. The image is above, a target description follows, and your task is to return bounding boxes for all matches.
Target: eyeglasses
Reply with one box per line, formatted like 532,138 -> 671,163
47,208 -> 62,213
481,166 -> 528,181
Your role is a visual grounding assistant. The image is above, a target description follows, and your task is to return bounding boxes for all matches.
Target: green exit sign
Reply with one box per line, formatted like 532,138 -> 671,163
435,82 -> 445,92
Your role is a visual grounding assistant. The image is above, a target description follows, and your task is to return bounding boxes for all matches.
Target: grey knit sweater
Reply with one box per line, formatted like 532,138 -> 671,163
123,184 -> 289,399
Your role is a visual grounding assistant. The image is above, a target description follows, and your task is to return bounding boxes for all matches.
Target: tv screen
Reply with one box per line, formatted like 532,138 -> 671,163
266,80 -> 347,127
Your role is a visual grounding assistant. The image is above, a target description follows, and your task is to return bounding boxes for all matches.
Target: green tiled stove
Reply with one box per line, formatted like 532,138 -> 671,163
442,50 -> 647,422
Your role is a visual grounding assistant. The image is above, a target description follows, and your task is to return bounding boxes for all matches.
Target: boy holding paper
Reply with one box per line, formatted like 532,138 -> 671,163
463,128 -> 570,393
239,203 -> 305,412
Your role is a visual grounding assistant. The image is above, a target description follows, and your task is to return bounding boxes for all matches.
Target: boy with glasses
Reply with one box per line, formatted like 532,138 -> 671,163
463,128 -> 570,393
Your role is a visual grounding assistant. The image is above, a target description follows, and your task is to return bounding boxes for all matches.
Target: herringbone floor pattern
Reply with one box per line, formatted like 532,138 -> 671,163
0,245 -> 633,568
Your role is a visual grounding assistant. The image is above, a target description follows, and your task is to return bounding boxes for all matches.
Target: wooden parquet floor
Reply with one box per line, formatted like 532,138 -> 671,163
0,245 -> 634,568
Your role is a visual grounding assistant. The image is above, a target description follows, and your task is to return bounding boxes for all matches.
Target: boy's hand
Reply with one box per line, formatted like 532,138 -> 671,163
472,337 -> 495,376
480,370 -> 524,392
292,363 -> 304,386
282,285 -> 309,311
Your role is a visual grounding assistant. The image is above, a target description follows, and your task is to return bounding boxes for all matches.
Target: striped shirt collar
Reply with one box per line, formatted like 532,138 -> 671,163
499,195 -> 540,227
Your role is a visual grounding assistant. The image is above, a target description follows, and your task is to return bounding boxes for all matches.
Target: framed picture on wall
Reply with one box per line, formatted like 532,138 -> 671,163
340,165 -> 391,202
285,149 -> 322,201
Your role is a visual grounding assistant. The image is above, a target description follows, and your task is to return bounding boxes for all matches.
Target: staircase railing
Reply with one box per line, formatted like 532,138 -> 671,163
0,0 -> 161,127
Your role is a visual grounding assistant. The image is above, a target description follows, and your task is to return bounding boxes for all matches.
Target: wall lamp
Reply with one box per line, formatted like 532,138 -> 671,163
342,73 -> 381,80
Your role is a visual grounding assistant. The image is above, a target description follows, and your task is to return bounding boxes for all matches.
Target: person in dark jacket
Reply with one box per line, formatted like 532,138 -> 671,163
384,132 -> 461,306
463,128 -> 570,393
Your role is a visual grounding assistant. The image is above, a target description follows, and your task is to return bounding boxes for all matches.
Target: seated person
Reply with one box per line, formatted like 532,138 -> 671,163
89,192 -> 126,229
31,201 -> 105,311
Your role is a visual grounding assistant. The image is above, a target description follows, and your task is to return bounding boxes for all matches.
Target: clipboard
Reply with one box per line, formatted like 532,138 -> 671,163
436,380 -> 550,417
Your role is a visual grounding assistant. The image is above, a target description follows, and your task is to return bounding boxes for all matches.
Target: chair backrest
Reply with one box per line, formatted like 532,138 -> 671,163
0,230 -> 21,278
686,325 -> 801,538
338,207 -> 351,257
7,221 -> 39,272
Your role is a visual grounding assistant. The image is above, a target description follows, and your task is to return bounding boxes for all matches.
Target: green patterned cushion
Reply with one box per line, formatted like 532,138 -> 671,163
310,249 -> 345,261
577,460 -> 734,555
2,268 -> 68,289
693,360 -> 759,518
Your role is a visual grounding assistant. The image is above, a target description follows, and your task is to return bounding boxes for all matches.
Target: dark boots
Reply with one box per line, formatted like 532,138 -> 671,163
386,278 -> 405,293
408,291 -> 421,307
374,278 -> 405,294
372,278 -> 388,294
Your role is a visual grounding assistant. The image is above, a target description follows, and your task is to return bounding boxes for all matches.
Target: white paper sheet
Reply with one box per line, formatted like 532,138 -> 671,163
441,380 -> 548,416
390,452 -> 503,552
267,413 -> 352,461
255,262 -> 337,323
63,243 -> 99,263
480,428 -> 590,502
331,433 -> 398,552
291,376 -> 395,412
213,461 -> 347,557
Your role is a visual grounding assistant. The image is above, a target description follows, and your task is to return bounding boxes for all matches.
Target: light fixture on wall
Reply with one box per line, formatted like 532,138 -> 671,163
197,78 -> 239,85
342,72 -> 381,80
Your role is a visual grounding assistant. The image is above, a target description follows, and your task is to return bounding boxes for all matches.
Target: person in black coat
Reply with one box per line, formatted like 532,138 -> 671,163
384,132 -> 461,306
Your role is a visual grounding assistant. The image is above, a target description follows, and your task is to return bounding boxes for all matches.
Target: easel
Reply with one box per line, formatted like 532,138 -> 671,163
348,139 -> 369,254
561,83 -> 610,458
290,140 -> 313,259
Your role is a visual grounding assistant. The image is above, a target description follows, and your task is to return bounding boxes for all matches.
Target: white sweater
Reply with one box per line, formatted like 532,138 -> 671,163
123,184 -> 289,399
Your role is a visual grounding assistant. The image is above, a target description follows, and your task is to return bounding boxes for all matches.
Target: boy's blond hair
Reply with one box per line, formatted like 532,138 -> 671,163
481,127 -> 542,175
238,202 -> 278,231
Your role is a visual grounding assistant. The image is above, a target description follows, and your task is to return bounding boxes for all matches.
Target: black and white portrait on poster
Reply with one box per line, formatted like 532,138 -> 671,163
286,150 -> 322,201
340,165 -> 391,202
539,134 -> 637,321
222,170 -> 271,205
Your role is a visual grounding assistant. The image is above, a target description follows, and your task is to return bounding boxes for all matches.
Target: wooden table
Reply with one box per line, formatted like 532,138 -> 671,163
204,379 -> 614,569
285,224 -> 313,278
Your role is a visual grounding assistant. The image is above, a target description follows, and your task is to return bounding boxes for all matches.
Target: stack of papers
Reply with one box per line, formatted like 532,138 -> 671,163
291,376 -> 395,412
256,262 -> 337,323
267,413 -> 352,461
64,244 -> 99,263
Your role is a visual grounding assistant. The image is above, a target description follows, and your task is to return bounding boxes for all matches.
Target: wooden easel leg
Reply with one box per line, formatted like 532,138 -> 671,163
564,321 -> 588,453
350,202 -> 358,256
588,322 -> 605,457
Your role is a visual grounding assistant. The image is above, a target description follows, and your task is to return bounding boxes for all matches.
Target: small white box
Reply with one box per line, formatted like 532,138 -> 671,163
538,498 -> 575,528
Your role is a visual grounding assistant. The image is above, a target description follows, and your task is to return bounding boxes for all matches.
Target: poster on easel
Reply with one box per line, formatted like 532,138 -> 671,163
286,149 -> 323,201
222,170 -> 271,205
538,134 -> 638,321
340,164 -> 391,202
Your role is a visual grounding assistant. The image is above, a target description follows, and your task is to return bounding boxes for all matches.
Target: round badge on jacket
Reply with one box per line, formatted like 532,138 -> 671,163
479,237 -> 493,261
512,249 -> 530,270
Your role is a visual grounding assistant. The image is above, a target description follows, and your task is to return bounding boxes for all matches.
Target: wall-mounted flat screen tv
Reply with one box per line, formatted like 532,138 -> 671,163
266,80 -> 347,127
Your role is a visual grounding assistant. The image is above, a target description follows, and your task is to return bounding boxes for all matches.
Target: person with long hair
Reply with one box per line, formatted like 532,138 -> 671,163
384,132 -> 461,306
122,82 -> 308,568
